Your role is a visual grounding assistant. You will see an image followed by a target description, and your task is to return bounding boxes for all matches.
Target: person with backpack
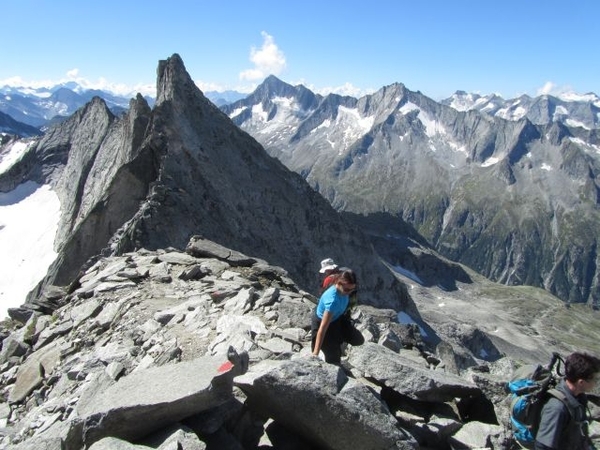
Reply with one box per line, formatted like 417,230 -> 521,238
311,269 -> 363,364
535,352 -> 600,450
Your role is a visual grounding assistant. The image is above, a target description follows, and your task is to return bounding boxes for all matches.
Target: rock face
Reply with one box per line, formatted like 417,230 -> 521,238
0,239 -> 525,449
2,54 -> 413,316
222,76 -> 600,306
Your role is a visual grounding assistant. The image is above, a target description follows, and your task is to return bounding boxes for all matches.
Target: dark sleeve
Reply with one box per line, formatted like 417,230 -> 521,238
534,441 -> 555,450
535,398 -> 570,449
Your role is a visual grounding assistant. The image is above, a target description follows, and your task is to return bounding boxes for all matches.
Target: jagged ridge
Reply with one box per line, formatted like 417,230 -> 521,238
1,54 -> 414,316
222,76 -> 600,306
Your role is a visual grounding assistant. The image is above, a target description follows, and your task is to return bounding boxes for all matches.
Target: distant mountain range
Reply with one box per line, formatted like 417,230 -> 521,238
0,110 -> 41,137
0,83 -> 146,129
221,76 -> 600,307
442,90 -> 600,130
0,83 -> 244,132
2,80 -> 599,135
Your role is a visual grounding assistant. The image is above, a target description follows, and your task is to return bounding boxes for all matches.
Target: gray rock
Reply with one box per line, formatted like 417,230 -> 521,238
347,342 -> 481,402
67,298 -> 102,328
105,361 -> 125,380
274,297 -> 313,329
0,334 -> 30,364
0,402 -> 10,427
448,420 -> 506,449
88,436 -> 150,449
258,337 -> 294,354
186,236 -> 256,267
158,251 -> 200,266
33,319 -> 73,350
378,329 -> 403,353
7,307 -> 36,324
8,339 -> 62,404
235,357 -> 418,450
71,355 -> 237,447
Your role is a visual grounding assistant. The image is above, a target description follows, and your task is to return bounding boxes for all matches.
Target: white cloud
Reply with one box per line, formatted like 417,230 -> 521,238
536,81 -> 599,103
315,82 -> 372,98
66,68 -> 79,79
194,80 -> 226,93
0,70 -> 156,98
239,31 -> 286,82
537,81 -> 574,97
65,71 -> 155,97
0,75 -> 57,89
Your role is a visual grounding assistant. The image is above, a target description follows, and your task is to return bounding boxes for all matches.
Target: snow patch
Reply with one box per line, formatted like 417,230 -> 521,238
557,92 -> 600,104
417,110 -> 446,138
569,137 -> 600,154
481,102 -> 497,112
392,265 -> 424,285
553,105 -> 568,118
481,157 -> 500,167
541,163 -> 553,171
399,102 -> 449,139
397,311 -> 428,337
497,106 -> 527,121
338,106 -> 374,135
399,102 -> 419,115
565,118 -> 589,130
228,106 -> 247,118
317,119 -> 332,130
447,142 -> 467,155
251,103 -> 269,122
0,141 -> 31,175
0,182 -> 61,319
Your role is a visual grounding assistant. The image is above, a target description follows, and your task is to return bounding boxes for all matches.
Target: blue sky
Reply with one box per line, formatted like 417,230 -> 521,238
1,0 -> 598,100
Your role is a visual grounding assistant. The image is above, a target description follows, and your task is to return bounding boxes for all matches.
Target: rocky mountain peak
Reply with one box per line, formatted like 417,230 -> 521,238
157,54 -> 202,106
2,54 -> 415,316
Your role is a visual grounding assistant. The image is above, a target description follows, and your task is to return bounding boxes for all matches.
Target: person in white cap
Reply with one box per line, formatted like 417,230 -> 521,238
319,258 -> 339,293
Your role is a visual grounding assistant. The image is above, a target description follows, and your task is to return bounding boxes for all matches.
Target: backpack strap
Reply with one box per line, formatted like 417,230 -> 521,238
547,388 -> 589,437
547,388 -> 574,416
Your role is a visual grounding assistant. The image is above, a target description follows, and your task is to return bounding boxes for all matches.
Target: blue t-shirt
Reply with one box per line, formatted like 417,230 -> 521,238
316,285 -> 349,321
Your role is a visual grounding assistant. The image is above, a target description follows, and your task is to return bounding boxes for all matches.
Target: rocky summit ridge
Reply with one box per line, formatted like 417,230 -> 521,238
5,237 -> 599,450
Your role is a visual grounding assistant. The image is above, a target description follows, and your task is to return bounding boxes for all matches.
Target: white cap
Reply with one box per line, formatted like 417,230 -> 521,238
319,258 -> 338,273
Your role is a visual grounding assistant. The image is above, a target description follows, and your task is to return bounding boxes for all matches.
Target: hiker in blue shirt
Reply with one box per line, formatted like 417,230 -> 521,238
311,269 -> 363,364
535,352 -> 600,450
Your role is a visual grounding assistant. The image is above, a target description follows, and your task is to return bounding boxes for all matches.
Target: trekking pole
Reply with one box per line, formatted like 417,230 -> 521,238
547,352 -> 565,377
547,352 -> 560,371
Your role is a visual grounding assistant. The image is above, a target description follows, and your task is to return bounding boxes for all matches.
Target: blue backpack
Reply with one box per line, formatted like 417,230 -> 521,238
507,353 -> 569,449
